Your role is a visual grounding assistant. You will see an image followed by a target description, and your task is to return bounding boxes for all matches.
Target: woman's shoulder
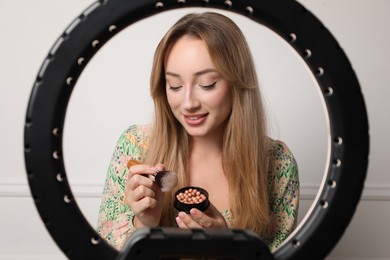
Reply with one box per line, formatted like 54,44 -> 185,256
267,139 -> 299,180
119,124 -> 151,143
114,124 -> 151,160
124,124 -> 151,135
268,139 -> 296,162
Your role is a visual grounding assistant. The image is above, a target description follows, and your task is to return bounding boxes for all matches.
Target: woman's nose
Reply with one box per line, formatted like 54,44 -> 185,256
183,87 -> 200,111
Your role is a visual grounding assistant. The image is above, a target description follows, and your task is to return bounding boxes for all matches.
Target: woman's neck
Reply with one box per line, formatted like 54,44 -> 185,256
188,135 -> 229,211
189,134 -> 223,162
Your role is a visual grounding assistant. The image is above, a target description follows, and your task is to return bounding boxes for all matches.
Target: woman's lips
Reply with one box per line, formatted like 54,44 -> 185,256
183,113 -> 208,126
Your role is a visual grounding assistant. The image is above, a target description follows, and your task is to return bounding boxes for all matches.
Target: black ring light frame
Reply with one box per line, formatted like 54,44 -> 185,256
24,0 -> 369,259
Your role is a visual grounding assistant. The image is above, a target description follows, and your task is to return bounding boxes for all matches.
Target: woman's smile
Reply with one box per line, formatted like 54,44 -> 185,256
183,113 -> 209,126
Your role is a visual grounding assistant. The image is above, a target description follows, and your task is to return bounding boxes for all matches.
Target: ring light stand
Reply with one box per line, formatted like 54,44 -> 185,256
24,0 -> 369,259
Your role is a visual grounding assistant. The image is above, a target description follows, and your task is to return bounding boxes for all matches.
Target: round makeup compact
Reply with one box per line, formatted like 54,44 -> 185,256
174,186 -> 210,214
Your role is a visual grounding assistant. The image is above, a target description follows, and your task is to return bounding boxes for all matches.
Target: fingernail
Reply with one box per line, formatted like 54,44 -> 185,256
176,217 -> 181,224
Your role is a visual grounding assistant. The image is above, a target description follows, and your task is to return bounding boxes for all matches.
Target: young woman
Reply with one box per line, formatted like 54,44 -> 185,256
97,12 -> 299,252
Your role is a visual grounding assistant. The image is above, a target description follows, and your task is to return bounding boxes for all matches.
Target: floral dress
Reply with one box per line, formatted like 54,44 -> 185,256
97,125 -> 299,252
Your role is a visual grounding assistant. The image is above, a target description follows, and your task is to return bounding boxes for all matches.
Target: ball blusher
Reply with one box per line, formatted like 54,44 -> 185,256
174,186 -> 210,214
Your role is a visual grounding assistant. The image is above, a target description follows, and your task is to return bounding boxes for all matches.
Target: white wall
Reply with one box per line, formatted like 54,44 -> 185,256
0,1 -> 389,259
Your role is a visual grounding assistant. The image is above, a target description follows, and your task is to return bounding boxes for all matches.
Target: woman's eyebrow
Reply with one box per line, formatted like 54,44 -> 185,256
194,68 -> 217,76
165,68 -> 217,78
165,71 -> 180,78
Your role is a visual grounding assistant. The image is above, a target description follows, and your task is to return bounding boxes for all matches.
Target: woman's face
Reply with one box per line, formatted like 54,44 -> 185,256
165,36 -> 232,140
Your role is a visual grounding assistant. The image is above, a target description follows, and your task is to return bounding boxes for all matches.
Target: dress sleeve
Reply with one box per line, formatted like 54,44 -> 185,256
265,140 -> 300,252
96,125 -> 149,250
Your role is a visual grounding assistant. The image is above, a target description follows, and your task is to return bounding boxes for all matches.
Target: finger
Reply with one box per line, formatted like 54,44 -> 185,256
177,211 -> 202,228
129,164 -> 159,176
126,174 -> 155,192
197,203 -> 228,228
175,216 -> 188,228
130,185 -> 156,202
176,212 -> 191,228
131,196 -> 158,215
190,208 -> 213,228
153,163 -> 165,172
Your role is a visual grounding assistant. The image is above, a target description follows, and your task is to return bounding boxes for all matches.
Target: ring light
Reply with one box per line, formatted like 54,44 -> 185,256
24,0 -> 369,259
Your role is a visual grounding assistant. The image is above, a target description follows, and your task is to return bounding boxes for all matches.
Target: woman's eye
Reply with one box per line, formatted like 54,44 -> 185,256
199,81 -> 217,90
169,85 -> 182,91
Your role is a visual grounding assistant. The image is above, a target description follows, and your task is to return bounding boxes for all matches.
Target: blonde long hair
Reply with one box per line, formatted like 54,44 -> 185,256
145,12 -> 270,235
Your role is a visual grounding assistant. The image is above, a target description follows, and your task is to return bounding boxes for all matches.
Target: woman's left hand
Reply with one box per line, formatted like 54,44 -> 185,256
175,202 -> 228,229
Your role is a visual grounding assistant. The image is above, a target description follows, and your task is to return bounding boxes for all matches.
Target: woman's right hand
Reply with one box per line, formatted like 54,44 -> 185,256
125,162 -> 165,228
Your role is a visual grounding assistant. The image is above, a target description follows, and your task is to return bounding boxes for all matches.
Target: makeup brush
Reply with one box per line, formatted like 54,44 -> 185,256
127,159 -> 178,192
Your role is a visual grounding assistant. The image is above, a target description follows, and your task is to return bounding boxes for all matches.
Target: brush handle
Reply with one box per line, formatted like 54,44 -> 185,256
127,159 -> 142,169
127,159 -> 157,179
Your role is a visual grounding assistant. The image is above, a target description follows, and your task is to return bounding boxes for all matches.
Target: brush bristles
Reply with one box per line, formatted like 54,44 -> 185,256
155,171 -> 178,192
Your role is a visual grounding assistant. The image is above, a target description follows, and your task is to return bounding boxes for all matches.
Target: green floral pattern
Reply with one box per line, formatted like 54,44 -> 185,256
265,141 -> 300,251
97,125 -> 299,252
